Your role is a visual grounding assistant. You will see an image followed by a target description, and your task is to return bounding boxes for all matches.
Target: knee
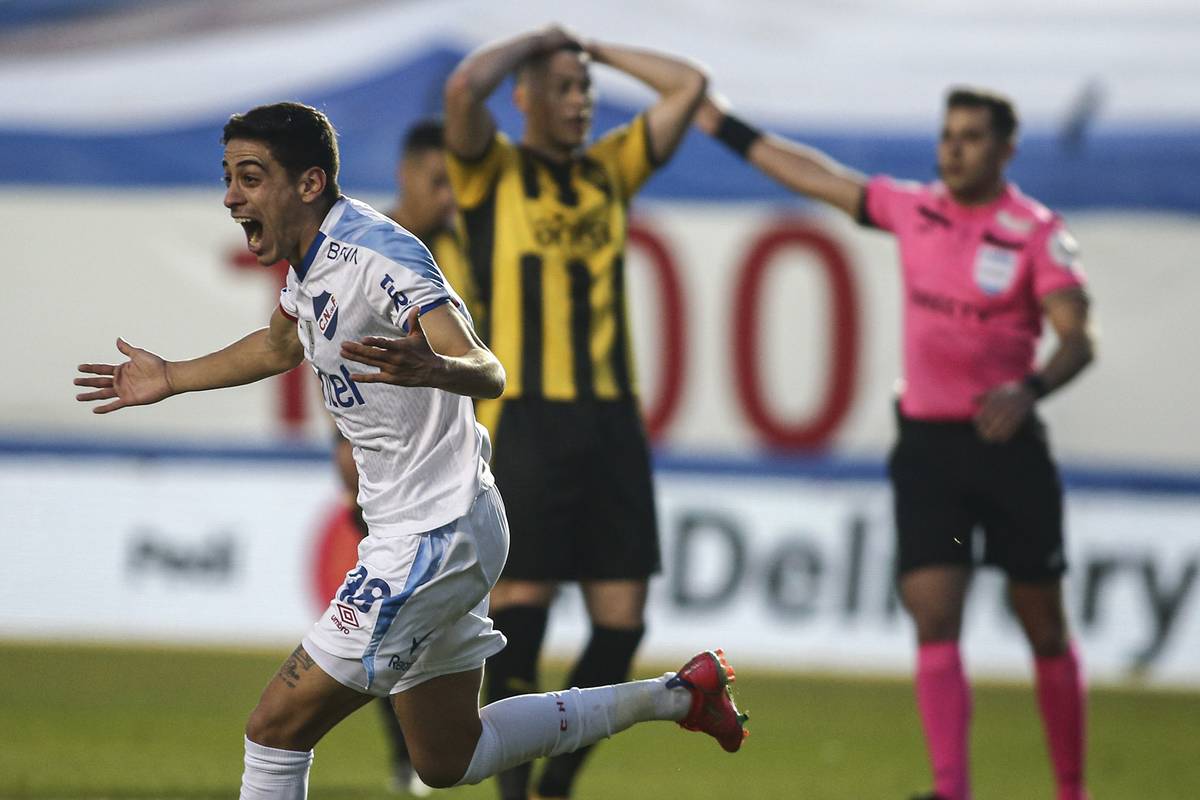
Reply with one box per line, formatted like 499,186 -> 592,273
410,750 -> 474,789
582,581 -> 649,629
412,765 -> 462,790
491,580 -> 555,610
1013,602 -> 1069,657
589,607 -> 645,630
245,701 -> 304,751
1026,627 -> 1069,658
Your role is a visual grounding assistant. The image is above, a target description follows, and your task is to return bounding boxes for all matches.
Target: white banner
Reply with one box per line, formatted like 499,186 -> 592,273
3,456 -> 1197,686
7,188 -> 1200,471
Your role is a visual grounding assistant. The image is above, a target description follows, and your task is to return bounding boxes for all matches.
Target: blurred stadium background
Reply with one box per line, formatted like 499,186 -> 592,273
1,0 -> 1198,797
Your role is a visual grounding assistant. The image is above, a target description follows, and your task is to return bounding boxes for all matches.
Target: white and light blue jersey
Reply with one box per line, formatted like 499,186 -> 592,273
280,196 -> 493,536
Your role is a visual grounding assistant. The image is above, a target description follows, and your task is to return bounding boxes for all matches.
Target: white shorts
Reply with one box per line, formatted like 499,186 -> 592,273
304,484 -> 509,697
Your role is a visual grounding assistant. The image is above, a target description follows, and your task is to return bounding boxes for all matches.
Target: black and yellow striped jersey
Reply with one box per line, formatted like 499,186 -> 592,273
422,223 -> 479,329
446,114 -> 658,405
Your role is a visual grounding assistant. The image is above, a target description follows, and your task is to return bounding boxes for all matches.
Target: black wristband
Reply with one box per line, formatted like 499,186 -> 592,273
1022,373 -> 1049,399
714,113 -> 763,158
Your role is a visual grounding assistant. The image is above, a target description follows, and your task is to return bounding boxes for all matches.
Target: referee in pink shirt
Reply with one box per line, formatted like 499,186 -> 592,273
697,88 -> 1095,800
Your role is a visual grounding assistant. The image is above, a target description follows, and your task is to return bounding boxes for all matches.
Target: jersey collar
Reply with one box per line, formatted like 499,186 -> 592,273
292,196 -> 346,282
935,181 -> 1016,219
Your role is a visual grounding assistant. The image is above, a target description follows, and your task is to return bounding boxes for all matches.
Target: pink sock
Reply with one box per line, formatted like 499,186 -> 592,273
915,641 -> 971,800
1035,643 -> 1088,800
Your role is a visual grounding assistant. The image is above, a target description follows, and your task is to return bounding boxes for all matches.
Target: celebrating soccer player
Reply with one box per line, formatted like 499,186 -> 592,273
328,116 -> 466,798
74,100 -> 747,800
695,88 -> 1095,800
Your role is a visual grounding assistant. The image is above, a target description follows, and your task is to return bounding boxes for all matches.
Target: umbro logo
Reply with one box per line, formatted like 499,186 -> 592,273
335,603 -> 360,628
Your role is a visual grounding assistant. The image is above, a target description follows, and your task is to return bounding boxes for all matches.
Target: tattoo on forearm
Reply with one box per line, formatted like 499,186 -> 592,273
278,645 -> 317,689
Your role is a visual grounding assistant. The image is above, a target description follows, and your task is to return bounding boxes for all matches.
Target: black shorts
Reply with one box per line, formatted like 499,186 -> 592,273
490,397 -> 661,581
889,409 -> 1066,581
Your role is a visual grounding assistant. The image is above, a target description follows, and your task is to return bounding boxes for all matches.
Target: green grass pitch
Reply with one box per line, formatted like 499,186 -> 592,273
1,641 -> 1197,798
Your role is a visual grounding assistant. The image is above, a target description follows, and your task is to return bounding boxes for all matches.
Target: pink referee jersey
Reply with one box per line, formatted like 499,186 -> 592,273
862,177 -> 1087,421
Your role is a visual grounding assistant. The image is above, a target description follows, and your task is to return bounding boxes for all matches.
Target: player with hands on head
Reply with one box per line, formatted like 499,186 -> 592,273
444,23 -> 728,800
696,88 -> 1094,800
76,99 -> 746,800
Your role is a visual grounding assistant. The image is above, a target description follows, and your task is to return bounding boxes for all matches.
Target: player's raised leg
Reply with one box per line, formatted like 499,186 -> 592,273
394,651 -> 748,790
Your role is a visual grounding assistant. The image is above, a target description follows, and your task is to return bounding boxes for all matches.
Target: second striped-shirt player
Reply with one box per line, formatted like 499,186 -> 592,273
444,24 -> 714,800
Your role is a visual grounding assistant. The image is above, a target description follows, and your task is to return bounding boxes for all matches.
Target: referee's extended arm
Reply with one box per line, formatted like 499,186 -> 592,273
694,93 -> 866,218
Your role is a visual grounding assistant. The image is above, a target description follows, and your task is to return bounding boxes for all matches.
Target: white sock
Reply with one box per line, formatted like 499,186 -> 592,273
240,736 -> 314,800
455,674 -> 691,786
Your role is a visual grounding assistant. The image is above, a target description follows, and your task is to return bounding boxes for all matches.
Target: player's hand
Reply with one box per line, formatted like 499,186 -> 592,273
75,338 -> 174,414
341,318 -> 441,388
973,381 -> 1036,443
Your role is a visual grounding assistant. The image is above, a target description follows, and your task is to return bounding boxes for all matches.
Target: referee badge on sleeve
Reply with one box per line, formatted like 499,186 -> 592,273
1048,228 -> 1084,275
973,244 -> 1019,295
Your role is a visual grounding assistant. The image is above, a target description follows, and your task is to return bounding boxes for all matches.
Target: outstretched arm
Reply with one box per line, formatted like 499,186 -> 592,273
444,25 -> 578,160
75,306 -> 304,414
341,303 -> 505,399
585,40 -> 708,164
695,94 -> 866,218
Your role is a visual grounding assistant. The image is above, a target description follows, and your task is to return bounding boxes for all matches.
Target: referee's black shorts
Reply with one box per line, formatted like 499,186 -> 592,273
889,408 -> 1066,582
489,397 -> 661,581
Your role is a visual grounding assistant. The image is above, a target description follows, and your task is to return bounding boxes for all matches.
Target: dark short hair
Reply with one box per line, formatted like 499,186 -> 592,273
401,117 -> 445,158
515,40 -> 587,84
946,87 -> 1019,143
222,102 -> 340,201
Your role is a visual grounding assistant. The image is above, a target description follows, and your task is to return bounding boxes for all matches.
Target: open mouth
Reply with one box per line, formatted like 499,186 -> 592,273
233,216 -> 264,252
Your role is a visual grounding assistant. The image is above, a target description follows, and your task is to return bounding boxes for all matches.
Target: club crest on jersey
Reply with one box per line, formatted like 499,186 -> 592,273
973,244 -> 1019,296
313,291 -> 340,340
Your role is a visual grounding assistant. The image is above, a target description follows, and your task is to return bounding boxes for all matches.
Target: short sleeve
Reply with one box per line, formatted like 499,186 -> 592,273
588,114 -> 655,201
860,174 -> 916,233
278,270 -> 299,320
362,235 -> 454,333
446,133 -> 514,210
1030,219 -> 1087,298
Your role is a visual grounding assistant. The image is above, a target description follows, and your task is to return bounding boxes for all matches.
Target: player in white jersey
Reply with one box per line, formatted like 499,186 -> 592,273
285,193 -> 489,537
74,101 -> 747,798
